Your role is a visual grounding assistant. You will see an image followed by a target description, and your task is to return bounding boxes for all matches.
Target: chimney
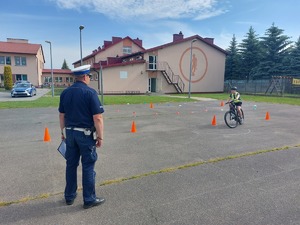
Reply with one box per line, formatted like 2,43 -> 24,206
204,38 -> 214,45
103,40 -> 112,48
134,38 -> 143,47
173,31 -> 184,42
112,36 -> 122,43
7,38 -> 29,43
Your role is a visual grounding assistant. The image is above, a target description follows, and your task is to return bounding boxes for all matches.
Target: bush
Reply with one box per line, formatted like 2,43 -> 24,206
4,66 -> 13,90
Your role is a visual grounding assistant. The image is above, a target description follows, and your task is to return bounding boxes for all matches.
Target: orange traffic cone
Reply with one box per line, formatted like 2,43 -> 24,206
131,121 -> 137,133
43,127 -> 51,142
150,102 -> 154,109
211,115 -> 217,126
220,101 -> 224,107
265,112 -> 270,120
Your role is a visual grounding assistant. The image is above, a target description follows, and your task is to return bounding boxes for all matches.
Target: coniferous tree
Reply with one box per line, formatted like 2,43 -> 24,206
61,59 -> 70,69
288,37 -> 300,76
4,65 -> 13,90
253,23 -> 292,79
225,35 -> 241,80
239,26 -> 262,80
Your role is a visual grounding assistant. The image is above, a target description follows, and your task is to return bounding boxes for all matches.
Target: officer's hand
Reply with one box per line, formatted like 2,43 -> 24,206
96,137 -> 102,148
61,134 -> 65,140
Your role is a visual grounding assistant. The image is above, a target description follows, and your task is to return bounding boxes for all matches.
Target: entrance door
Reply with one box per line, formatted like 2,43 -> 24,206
148,55 -> 157,70
149,78 -> 156,92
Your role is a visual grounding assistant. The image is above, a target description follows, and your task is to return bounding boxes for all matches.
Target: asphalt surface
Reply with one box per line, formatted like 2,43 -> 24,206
1,99 -> 300,224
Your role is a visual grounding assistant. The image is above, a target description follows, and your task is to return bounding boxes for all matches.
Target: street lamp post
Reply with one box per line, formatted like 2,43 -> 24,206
188,39 -> 197,98
45,40 -> 54,97
79,25 -> 84,65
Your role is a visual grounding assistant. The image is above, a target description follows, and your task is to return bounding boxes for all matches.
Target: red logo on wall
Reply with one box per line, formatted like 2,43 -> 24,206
179,47 -> 208,83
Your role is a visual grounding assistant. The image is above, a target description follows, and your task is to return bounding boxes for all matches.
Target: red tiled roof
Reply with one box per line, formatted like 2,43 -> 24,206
0,41 -> 41,54
144,35 -> 227,55
92,60 -> 146,70
73,36 -> 145,65
42,69 -> 72,74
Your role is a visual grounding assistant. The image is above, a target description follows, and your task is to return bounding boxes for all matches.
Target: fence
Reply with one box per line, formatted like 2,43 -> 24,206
225,78 -> 300,96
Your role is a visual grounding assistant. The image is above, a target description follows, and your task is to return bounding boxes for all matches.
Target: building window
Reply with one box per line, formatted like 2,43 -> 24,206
123,46 -> 132,54
6,56 -> 11,65
44,77 -> 52,83
16,74 -> 28,81
66,77 -> 74,83
0,74 -> 3,85
0,56 -> 11,65
15,56 -> 27,66
120,71 -> 128,79
55,77 -> 63,82
0,56 -> 4,64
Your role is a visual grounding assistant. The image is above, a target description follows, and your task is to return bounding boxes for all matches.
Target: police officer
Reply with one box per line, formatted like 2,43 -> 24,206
58,64 -> 105,209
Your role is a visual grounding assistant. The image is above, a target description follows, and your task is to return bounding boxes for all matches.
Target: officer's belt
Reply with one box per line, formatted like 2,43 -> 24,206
66,127 -> 90,132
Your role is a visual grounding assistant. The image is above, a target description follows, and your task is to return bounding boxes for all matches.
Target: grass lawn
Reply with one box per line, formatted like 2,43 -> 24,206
0,94 -> 194,109
187,93 -> 300,106
0,89 -> 299,109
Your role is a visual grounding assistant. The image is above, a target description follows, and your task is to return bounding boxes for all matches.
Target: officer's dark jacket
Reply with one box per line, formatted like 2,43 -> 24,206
59,81 -> 104,128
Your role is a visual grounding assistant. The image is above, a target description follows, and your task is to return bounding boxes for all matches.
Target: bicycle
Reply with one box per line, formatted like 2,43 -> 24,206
224,101 -> 244,128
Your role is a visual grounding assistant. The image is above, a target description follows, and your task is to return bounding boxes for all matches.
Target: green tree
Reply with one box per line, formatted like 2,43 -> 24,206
225,35 -> 242,80
4,65 -> 13,90
288,36 -> 300,76
253,23 -> 292,79
239,26 -> 262,80
61,59 -> 70,69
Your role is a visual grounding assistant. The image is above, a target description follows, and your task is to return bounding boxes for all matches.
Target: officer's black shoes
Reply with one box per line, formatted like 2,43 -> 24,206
65,194 -> 77,205
83,197 -> 105,209
66,199 -> 75,205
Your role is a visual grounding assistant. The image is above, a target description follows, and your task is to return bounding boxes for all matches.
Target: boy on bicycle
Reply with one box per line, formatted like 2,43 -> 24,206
227,86 -> 243,118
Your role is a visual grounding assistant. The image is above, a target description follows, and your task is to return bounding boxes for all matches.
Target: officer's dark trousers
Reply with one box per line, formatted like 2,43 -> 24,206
65,129 -> 98,204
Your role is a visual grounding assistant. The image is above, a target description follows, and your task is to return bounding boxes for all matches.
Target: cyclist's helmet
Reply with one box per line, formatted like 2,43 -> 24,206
231,86 -> 237,91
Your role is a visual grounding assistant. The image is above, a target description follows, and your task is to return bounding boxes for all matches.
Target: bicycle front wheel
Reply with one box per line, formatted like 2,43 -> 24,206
224,111 -> 238,128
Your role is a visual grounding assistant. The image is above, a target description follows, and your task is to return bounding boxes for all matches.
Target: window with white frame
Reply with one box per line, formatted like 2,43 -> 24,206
66,77 -> 74,83
16,74 -> 28,81
15,56 -> 27,66
0,56 -> 11,65
55,77 -> 63,82
123,46 -> 132,54
6,56 -> 11,65
44,77 -> 52,83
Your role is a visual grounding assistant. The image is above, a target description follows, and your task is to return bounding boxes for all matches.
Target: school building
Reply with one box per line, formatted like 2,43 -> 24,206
74,32 -> 227,94
0,32 -> 227,93
0,38 -> 45,86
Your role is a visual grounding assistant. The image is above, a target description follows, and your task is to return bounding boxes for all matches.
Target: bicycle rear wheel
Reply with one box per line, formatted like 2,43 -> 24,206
224,111 -> 238,128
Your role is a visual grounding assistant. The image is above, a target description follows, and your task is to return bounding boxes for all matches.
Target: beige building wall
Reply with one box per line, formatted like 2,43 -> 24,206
144,40 -> 225,93
94,41 -> 144,63
36,47 -> 45,85
90,63 -> 147,93
0,46 -> 44,87
1,54 -> 39,86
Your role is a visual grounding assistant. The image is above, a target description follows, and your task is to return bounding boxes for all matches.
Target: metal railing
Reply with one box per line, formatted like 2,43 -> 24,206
146,61 -> 185,93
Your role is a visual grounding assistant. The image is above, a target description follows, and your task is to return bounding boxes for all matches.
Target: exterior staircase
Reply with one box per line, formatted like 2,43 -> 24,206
146,61 -> 184,93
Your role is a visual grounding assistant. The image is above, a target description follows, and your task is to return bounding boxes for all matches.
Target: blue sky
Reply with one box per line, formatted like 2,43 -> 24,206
1,0 -> 299,69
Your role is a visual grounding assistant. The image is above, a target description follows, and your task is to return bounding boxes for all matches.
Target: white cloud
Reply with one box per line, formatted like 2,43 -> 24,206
51,0 -> 228,21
